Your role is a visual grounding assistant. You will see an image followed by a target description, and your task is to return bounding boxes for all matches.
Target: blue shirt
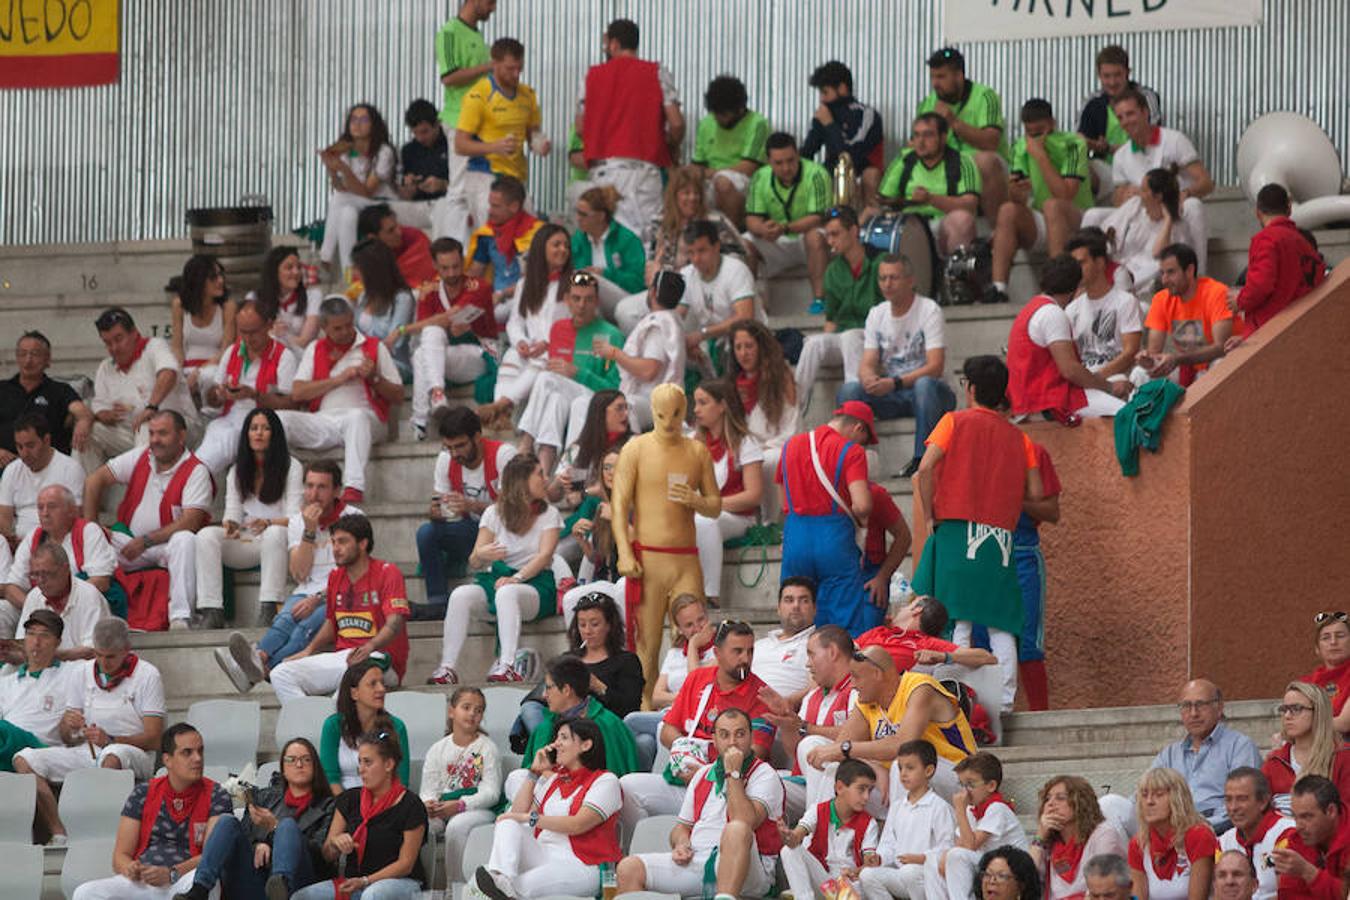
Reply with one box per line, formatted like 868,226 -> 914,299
1150,722 -> 1262,825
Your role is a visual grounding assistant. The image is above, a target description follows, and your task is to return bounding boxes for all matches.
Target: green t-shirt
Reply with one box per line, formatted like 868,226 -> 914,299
1105,107 -> 1130,150
745,158 -> 832,226
693,110 -> 769,172
1011,131 -> 1093,211
435,17 -> 490,127
878,149 -> 982,219
916,80 -> 1008,159
566,127 -> 587,184
823,252 -> 882,331
562,318 -> 625,392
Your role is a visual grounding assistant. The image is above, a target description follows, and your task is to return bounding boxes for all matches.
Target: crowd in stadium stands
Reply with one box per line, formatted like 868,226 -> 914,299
0,1 -> 1338,898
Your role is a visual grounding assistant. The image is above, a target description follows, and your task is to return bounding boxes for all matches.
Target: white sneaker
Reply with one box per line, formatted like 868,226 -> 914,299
486,660 -> 523,683
46,834 -> 68,848
169,618 -> 190,631
426,664 -> 458,686
213,647 -> 254,694
228,632 -> 265,685
473,867 -> 514,900
513,648 -> 540,681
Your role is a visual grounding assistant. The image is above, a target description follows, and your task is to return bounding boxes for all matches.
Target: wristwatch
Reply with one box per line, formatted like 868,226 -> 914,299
727,769 -> 743,780
143,535 -> 158,549
797,723 -> 809,738
169,867 -> 178,883
528,810 -> 540,827
841,740 -> 853,759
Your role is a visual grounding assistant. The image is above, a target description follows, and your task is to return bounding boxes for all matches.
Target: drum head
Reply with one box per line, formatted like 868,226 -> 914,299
895,215 -> 938,299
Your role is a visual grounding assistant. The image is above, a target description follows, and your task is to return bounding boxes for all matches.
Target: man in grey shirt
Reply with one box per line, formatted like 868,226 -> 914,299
1151,678 -> 1262,832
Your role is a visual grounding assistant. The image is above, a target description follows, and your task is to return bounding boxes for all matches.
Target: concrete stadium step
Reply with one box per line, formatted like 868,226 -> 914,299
1002,697 -> 1276,748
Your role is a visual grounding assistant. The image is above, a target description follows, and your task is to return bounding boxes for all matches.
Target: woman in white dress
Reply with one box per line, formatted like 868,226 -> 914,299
1099,167 -> 1192,308
727,319 -> 799,521
691,379 -> 763,607
253,246 -> 322,352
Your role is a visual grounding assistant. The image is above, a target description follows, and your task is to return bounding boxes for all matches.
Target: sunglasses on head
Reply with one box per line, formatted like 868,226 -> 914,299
575,593 -> 612,611
714,619 -> 750,641
570,271 -> 598,287
1316,612 -> 1349,625
95,309 -> 134,331
852,649 -> 884,668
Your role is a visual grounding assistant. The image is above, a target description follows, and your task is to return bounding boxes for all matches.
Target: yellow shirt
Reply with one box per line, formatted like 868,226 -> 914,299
456,75 -> 542,183
856,671 -> 976,765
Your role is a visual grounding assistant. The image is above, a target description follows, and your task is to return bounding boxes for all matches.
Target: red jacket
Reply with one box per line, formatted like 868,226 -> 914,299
1261,744 -> 1350,802
1236,218 -> 1325,333
1278,814 -> 1350,900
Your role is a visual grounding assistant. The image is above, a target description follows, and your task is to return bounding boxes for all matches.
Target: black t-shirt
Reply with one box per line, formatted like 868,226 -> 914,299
0,374 -> 80,454
334,787 -> 428,882
584,651 -> 645,719
400,132 -> 450,200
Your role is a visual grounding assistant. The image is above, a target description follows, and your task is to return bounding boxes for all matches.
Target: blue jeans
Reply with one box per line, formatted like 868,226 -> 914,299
293,878 -> 422,900
416,518 -> 479,606
624,710 -> 665,772
836,375 -> 956,463
258,593 -> 328,672
193,814 -> 315,893
509,699 -> 549,753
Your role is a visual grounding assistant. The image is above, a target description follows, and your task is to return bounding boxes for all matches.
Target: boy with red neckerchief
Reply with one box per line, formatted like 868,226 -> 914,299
926,751 -> 1028,900
780,758 -> 882,899
71,723 -> 231,900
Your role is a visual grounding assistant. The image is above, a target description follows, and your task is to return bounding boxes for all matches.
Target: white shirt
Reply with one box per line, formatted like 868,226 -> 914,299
201,340 -> 299,407
431,443 -> 518,521
797,681 -> 860,729
1026,301 -> 1074,348
679,761 -> 786,855
478,504 -> 563,570
1219,814 -> 1296,900
1112,127 -> 1202,190
1099,196 -> 1195,287
747,400 -> 799,453
294,332 -> 401,414
181,306 -> 224,365
106,448 -> 215,537
418,733 -> 504,812
532,770 -> 623,863
681,256 -> 764,330
0,451 -> 86,537
223,458 -> 304,527
712,436 -> 764,523
287,503 -> 363,597
505,280 -> 569,350
6,521 -> 117,588
0,661 -> 73,745
66,655 -> 166,738
968,799 -> 1028,850
620,308 -> 686,400
91,336 -> 198,425
751,626 -> 814,698
660,644 -> 716,696
1065,287 -> 1143,371
796,799 -> 881,872
863,296 -> 946,380
876,788 -> 957,864
15,579 -> 110,649
246,287 -> 322,355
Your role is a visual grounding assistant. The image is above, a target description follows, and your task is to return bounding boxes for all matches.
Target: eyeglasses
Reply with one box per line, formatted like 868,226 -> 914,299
1177,699 -> 1219,713
1276,704 -> 1315,716
981,871 -> 1015,884
958,376 -> 971,388
1315,612 -> 1348,625
570,271 -> 598,287
283,755 -> 313,766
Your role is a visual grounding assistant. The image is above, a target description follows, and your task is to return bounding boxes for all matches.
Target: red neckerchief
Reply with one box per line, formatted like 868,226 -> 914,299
849,257 -> 864,280
704,431 -> 728,463
493,210 -> 537,261
548,270 -> 563,282
1237,808 -> 1285,853
350,780 -> 405,865
972,791 -> 1010,818
116,336 -> 150,373
283,788 -> 313,817
1050,835 -> 1086,883
605,429 -> 626,448
281,288 -> 302,312
808,798 -> 872,868
318,500 -> 347,529
96,652 -> 139,691
135,775 -> 214,860
1146,825 -> 1185,880
550,765 -> 596,800
735,373 -> 759,413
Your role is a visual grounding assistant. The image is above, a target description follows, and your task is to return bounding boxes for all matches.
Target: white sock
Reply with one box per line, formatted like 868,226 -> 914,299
994,281 -> 1008,292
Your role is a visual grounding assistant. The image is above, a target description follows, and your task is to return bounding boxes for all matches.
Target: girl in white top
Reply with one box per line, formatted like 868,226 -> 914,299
691,380 -> 763,606
172,255 -> 238,397
420,686 -> 504,884
438,453 -> 562,683
1099,168 -> 1193,307
476,718 -> 624,900
318,103 -> 397,269
623,594 -> 717,772
194,409 -> 303,614
727,320 -> 800,522
252,247 -> 323,352
482,224 -> 574,426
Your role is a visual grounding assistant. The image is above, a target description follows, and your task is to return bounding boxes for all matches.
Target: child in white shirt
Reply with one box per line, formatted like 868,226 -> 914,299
861,739 -> 958,900
781,758 -> 883,899
419,686 -> 504,883
925,751 -> 1028,900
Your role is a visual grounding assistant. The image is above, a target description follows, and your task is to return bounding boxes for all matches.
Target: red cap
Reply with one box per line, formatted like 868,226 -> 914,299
833,400 -> 878,445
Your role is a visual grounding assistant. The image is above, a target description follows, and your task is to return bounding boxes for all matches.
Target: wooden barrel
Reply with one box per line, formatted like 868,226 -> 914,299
187,204 -> 273,290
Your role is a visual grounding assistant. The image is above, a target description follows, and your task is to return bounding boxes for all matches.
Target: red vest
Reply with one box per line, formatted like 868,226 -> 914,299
29,522 -> 89,579
932,408 -> 1029,531
449,439 -> 503,499
309,335 -> 390,423
1007,296 -> 1086,418
536,768 -> 622,865
582,56 -> 673,168
222,338 -> 287,415
807,799 -> 872,869
691,759 -> 784,856
115,451 -> 210,530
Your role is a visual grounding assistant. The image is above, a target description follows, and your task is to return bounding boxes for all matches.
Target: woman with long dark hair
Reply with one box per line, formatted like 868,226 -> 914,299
691,379 -> 763,607
319,661 -> 412,792
559,448 -> 625,614
172,254 -> 238,395
1099,167 -> 1192,302
253,246 -> 322,352
554,389 -> 630,493
478,223 -> 573,429
435,453 -> 562,684
195,408 -> 302,624
319,102 -> 397,271
351,238 -> 415,380
727,319 -> 799,520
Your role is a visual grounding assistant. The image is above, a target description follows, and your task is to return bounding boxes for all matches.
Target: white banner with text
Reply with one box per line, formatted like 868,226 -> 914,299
943,0 -> 1262,43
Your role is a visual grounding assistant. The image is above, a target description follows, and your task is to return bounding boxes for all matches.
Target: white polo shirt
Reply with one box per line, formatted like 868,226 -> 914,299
106,448 -> 215,537
66,656 -> 167,738
287,504 -> 363,597
967,798 -> 1028,850
294,333 -> 401,414
15,579 -> 111,650
91,337 -> 197,425
620,308 -> 686,400
7,521 -> 117,588
0,661 -> 73,745
751,626 -> 814,698
1111,127 -> 1202,191
0,451 -> 86,537
679,761 -> 786,855
877,787 -> 957,864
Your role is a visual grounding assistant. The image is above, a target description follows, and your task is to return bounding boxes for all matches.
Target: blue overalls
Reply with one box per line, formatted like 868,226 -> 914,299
779,435 -> 879,636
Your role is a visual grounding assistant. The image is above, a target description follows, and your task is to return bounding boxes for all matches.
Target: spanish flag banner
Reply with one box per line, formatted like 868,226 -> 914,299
0,0 -> 119,88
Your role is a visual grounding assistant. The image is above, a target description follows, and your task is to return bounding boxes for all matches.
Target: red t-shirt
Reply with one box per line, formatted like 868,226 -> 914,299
662,664 -> 776,752
325,558 -> 411,679
864,483 -> 901,566
777,425 -> 869,516
855,626 -> 956,673
414,276 -> 497,340
1127,823 -> 1219,880
1304,661 -> 1350,716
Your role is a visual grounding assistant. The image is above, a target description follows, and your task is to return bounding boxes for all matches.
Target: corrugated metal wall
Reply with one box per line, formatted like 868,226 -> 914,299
1,0 -> 1346,246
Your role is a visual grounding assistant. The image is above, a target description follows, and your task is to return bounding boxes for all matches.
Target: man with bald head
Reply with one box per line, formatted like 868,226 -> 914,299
1213,850 -> 1259,900
1150,678 -> 1261,831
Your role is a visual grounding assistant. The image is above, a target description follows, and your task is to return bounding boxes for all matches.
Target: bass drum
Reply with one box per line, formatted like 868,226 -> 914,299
861,213 -> 939,300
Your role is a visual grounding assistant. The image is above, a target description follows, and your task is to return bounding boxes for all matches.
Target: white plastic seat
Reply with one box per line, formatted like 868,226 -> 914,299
0,772 -> 36,843
274,695 -> 334,751
0,841 -> 43,900
58,767 -> 135,842
458,822 -> 496,888
187,698 -> 262,772
61,838 -> 116,900
385,690 -> 448,760
481,686 -> 528,745
629,814 -> 679,855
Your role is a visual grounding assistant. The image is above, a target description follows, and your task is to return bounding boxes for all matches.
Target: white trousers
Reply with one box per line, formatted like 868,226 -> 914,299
411,327 -> 487,426
73,872 -> 215,900
16,741 -> 156,782
745,234 -> 809,278
268,646 -> 397,703
952,621 -> 1018,713
195,524 -> 289,609
440,582 -> 541,671
618,772 -> 686,840
782,843 -> 843,900
635,848 -> 776,899
493,349 -> 546,407
924,846 -> 983,900
1075,388 -> 1126,418
195,408 -> 250,475
430,151 -> 472,244
517,373 -> 591,448
797,329 -> 866,411
561,579 -> 626,628
595,275 -> 630,323
320,191 -> 386,267
694,512 -> 751,600
387,198 -> 436,232
462,170 -> 495,237
277,408 -> 387,493
486,818 -> 602,898
436,807 -> 497,883
112,530 -> 197,622
860,863 -> 929,900
614,292 -> 649,335
760,447 -> 784,524
590,159 -> 664,246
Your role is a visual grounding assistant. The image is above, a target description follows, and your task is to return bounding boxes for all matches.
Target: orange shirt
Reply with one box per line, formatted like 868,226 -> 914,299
1144,277 -> 1233,372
